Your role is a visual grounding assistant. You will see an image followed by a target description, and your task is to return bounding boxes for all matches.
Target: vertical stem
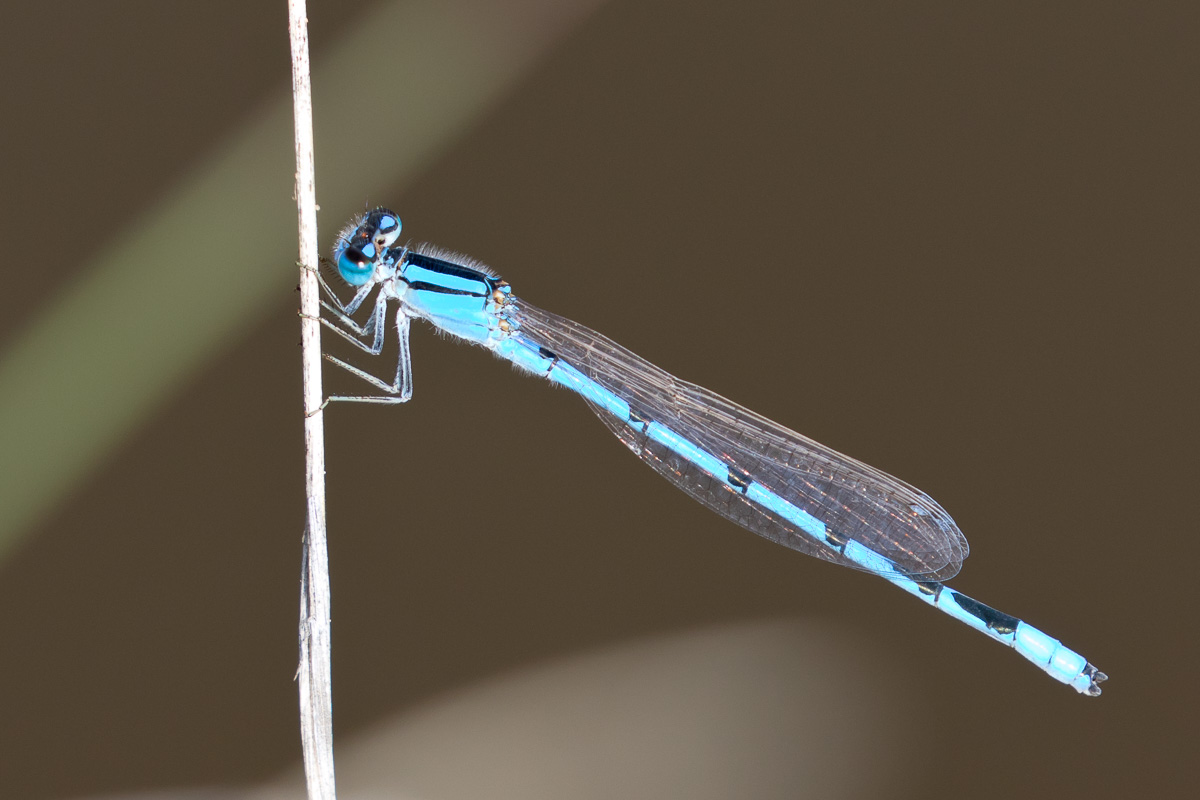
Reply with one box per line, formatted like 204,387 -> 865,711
288,1 -> 336,797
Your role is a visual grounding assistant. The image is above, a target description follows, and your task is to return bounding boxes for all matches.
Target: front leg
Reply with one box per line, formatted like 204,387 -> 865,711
317,263 -> 380,315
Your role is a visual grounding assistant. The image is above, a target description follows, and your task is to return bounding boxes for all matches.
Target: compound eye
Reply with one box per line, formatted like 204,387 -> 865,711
336,245 -> 375,286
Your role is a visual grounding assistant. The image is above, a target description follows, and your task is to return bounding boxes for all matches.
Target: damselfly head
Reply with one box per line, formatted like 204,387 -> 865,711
333,208 -> 403,286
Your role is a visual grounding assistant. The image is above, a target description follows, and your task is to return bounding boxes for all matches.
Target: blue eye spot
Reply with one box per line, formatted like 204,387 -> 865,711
369,208 -> 402,248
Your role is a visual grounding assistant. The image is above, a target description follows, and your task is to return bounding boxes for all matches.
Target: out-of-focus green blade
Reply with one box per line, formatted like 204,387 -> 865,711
0,0 -> 604,560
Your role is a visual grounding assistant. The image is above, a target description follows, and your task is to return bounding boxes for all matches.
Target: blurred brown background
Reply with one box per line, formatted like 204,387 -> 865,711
0,1 -> 1195,798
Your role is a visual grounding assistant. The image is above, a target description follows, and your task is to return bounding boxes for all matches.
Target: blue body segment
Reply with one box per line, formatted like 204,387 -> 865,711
320,208 -> 1107,696
745,483 -> 828,542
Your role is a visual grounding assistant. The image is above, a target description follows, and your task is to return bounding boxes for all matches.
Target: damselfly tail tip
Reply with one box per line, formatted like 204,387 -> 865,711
1082,664 -> 1108,697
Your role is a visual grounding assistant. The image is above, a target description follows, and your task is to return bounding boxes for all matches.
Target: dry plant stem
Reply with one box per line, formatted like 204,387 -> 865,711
288,0 -> 336,797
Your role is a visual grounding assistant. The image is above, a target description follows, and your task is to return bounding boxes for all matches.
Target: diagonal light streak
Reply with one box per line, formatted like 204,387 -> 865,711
0,0 -> 605,560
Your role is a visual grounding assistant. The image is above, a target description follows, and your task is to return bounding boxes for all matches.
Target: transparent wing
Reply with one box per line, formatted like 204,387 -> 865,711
511,299 -> 968,581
